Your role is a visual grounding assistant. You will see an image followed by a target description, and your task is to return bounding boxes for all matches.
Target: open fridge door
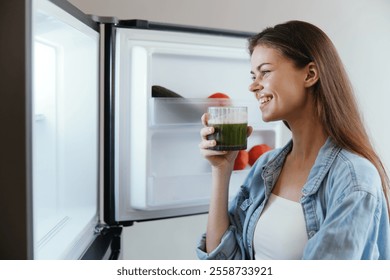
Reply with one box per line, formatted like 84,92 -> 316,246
102,21 -> 284,224
31,0 -> 102,259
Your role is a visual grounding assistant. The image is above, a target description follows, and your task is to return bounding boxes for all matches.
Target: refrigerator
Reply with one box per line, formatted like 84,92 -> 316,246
0,0 -> 283,259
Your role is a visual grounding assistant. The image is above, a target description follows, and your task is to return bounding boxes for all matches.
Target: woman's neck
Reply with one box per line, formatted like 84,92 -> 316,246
288,117 -> 328,163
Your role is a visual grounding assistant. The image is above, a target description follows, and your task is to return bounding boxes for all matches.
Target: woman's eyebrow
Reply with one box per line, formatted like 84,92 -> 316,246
250,62 -> 271,74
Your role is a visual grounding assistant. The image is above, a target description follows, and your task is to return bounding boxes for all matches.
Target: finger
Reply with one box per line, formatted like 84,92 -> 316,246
200,126 -> 214,138
199,146 -> 227,157
201,113 -> 210,126
247,126 -> 253,137
198,138 -> 217,149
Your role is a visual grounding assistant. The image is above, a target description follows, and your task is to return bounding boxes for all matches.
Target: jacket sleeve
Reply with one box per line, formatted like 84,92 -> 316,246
196,164 -> 262,260
196,225 -> 244,260
196,185 -> 252,260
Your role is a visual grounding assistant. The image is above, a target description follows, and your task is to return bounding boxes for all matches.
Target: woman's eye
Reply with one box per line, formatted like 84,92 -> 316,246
261,70 -> 270,77
251,70 -> 270,81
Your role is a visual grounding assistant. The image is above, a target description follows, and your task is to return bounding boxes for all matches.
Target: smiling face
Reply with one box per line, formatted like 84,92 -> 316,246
249,45 -> 317,125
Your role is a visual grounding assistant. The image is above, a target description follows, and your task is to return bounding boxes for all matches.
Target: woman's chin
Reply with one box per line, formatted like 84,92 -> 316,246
261,114 -> 274,123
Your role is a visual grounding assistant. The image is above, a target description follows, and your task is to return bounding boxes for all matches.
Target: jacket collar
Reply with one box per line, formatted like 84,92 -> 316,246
261,137 -> 341,196
302,137 -> 341,196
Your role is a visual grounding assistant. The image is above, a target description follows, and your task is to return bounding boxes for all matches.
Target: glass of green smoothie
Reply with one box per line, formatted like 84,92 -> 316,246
207,106 -> 248,151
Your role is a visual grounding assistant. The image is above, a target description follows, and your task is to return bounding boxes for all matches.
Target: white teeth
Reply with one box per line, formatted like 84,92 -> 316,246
260,96 -> 272,104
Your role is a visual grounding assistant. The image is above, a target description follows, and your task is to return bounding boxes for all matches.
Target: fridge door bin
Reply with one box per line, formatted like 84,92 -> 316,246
150,97 -> 208,126
150,97 -> 250,126
131,168 -> 258,211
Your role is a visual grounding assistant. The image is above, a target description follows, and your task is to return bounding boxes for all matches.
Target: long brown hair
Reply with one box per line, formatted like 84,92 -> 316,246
248,20 -> 390,216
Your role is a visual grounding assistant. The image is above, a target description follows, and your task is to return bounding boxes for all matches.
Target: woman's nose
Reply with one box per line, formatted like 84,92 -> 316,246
249,80 -> 263,96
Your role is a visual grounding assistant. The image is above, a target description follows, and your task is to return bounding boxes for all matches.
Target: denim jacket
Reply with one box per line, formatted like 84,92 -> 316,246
197,137 -> 390,259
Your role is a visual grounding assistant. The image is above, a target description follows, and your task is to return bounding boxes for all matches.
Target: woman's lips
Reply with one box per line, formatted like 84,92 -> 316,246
259,94 -> 273,107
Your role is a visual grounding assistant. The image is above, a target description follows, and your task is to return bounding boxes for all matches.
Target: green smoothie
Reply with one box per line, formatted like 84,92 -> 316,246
207,123 -> 247,151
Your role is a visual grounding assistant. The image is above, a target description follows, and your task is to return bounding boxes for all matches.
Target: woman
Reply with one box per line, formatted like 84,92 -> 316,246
197,20 -> 390,259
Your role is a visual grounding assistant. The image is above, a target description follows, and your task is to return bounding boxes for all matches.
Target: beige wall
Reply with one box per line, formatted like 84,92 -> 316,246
68,0 -> 390,259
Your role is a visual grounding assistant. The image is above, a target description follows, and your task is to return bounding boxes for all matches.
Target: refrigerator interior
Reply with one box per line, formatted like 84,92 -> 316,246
113,27 -> 283,222
32,0 -> 99,259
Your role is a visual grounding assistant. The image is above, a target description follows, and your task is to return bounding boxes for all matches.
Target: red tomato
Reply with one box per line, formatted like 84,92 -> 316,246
248,144 -> 272,166
234,150 -> 249,170
208,92 -> 231,106
208,92 -> 230,99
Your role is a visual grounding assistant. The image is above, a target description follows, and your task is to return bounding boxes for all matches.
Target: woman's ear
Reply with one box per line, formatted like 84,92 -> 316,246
304,62 -> 319,88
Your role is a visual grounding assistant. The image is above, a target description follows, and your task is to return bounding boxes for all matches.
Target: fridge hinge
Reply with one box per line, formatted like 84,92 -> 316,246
91,15 -> 118,25
94,224 -> 110,235
82,224 -> 123,259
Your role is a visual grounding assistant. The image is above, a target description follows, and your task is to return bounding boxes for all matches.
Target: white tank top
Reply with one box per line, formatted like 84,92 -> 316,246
254,193 -> 308,259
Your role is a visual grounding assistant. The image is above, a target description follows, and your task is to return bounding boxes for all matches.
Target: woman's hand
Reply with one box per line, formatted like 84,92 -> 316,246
199,113 -> 253,171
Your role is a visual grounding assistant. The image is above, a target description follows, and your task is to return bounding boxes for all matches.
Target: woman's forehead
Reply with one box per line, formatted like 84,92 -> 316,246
251,45 -> 284,65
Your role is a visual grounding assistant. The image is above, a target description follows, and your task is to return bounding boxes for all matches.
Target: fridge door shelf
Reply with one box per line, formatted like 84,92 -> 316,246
148,125 -> 279,159
149,97 -> 279,128
130,171 -> 250,211
150,97 -> 213,126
